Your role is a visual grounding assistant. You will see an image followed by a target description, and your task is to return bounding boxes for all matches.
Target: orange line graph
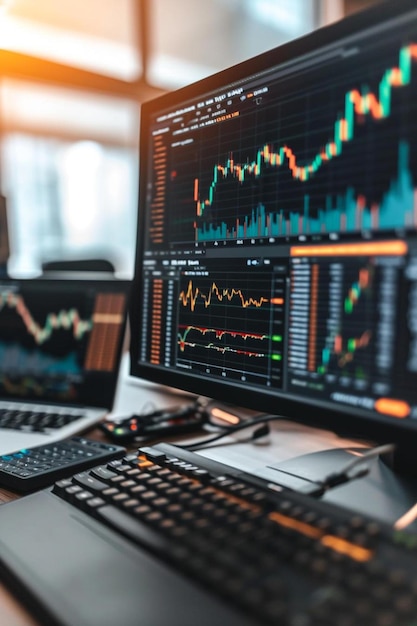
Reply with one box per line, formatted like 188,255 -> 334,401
179,280 -> 269,312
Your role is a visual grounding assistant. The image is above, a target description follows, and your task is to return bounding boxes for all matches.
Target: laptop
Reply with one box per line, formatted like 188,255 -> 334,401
0,276 -> 129,455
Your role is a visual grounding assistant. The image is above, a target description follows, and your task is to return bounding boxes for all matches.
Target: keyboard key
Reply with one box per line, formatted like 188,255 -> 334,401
73,473 -> 108,492
97,505 -> 170,552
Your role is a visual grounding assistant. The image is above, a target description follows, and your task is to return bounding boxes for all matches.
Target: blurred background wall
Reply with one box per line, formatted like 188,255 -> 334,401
0,0 -> 381,277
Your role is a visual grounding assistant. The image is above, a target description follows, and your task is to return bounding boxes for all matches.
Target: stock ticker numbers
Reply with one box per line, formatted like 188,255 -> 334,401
149,132 -> 168,246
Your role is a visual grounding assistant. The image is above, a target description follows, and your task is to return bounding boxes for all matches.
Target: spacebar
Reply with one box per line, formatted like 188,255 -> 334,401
97,505 -> 169,552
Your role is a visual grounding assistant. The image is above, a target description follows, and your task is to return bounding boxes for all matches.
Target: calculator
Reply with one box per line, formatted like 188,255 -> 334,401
0,437 -> 126,492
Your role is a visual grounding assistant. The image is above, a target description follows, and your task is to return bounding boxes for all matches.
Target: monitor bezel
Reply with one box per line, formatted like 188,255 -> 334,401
130,0 -> 417,468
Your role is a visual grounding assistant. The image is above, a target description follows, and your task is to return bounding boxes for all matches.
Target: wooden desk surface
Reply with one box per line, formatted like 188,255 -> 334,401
0,587 -> 38,626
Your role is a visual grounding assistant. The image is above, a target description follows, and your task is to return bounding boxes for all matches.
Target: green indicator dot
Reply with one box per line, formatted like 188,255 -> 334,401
271,354 -> 282,361
272,335 -> 282,342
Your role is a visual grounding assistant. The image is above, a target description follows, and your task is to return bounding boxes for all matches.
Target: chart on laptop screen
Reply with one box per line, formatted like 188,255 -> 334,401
0,280 -> 127,404
135,3 -> 417,427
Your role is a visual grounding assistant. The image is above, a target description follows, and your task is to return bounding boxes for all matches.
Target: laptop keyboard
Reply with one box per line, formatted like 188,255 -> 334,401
53,443 -> 417,626
0,407 -> 83,432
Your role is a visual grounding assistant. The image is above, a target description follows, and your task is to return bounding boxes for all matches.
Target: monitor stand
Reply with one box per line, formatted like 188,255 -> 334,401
260,446 -> 417,531
259,446 -> 370,495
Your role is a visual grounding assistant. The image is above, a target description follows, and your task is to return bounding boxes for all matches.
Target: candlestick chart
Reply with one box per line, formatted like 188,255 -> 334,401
162,42 -> 417,246
196,140 -> 414,240
316,265 -> 375,379
288,254 -> 398,394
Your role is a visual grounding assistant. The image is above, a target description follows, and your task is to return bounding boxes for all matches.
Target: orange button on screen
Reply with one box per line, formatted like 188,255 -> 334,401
374,398 -> 411,419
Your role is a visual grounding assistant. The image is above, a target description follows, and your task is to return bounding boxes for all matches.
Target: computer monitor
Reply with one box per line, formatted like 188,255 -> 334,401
130,0 -> 417,473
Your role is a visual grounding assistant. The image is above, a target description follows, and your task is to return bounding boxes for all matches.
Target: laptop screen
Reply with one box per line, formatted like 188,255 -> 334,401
0,277 -> 129,408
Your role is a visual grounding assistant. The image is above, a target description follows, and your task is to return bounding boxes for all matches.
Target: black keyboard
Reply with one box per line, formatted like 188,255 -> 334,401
0,437 -> 126,491
53,442 -> 417,626
0,407 -> 83,432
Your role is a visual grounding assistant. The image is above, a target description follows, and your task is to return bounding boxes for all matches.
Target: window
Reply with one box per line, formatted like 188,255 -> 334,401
1,79 -> 138,276
2,133 -> 138,276
0,0 -> 141,79
147,0 -> 318,89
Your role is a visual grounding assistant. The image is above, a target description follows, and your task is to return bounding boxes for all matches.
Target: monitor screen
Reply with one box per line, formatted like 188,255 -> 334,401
130,0 -> 417,456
